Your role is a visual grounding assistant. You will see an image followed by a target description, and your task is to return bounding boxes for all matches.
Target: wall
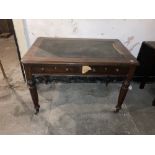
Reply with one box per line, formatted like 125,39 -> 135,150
22,19 -> 155,57
13,19 -> 28,57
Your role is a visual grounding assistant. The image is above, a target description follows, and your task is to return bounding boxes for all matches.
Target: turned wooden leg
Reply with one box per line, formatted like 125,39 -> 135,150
0,60 -> 7,79
114,67 -> 136,113
114,80 -> 130,112
27,80 -> 40,114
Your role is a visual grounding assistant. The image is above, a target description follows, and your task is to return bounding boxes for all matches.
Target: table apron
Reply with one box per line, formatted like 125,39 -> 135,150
29,64 -> 129,76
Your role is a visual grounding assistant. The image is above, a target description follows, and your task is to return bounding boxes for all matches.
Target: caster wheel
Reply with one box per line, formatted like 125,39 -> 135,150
34,105 -> 40,115
35,109 -> 39,115
114,107 -> 121,113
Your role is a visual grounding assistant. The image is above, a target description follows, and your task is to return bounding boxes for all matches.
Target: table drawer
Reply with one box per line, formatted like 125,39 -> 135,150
32,65 -> 81,74
31,65 -> 129,75
84,66 -> 129,75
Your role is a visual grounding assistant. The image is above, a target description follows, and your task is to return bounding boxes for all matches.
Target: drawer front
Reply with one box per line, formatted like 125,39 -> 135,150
32,64 -> 81,74
84,66 -> 129,75
31,64 -> 129,75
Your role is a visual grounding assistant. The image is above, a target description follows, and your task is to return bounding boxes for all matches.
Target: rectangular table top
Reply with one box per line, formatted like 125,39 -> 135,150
22,37 -> 138,66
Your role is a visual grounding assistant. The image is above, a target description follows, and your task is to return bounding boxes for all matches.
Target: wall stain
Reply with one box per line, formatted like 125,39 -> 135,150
129,42 -> 140,51
124,36 -> 135,46
73,27 -> 78,33
70,19 -> 78,33
31,32 -> 35,36
70,19 -> 74,24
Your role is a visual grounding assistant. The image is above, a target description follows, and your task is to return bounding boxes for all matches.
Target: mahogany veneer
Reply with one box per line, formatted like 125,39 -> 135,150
22,37 -> 138,114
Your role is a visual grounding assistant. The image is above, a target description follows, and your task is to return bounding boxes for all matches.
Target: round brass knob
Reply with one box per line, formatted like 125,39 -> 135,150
54,67 -> 57,70
116,68 -> 119,72
104,67 -> 108,71
92,68 -> 96,72
41,67 -> 45,71
66,68 -> 69,71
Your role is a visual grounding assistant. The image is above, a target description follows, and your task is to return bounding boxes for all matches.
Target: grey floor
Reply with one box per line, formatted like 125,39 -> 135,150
0,37 -> 155,135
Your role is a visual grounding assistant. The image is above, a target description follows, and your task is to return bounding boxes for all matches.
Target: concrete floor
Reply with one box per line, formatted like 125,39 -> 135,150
0,37 -> 155,134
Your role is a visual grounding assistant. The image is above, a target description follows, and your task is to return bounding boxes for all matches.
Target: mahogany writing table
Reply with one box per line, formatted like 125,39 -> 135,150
22,37 -> 138,114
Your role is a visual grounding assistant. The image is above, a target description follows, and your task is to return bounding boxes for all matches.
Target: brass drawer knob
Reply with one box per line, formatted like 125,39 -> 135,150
41,67 -> 45,71
92,68 -> 96,72
54,67 -> 57,70
66,68 -> 69,71
116,68 -> 119,72
104,67 -> 108,71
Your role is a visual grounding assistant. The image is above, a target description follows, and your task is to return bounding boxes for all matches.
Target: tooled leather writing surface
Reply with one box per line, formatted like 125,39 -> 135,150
37,39 -> 122,58
22,37 -> 138,65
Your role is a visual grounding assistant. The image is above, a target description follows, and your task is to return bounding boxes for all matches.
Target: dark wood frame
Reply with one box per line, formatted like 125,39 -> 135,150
22,37 -> 138,114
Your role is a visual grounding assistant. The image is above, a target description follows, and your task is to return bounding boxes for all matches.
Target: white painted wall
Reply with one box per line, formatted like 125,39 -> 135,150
23,19 -> 155,57
13,19 -> 28,57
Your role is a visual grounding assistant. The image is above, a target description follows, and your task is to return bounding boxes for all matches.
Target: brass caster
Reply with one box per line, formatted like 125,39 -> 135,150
114,107 -> 121,113
34,106 -> 40,115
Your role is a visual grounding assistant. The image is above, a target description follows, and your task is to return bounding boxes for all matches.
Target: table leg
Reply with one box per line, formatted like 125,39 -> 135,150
115,80 -> 130,112
27,79 -> 40,114
0,60 -> 7,79
114,67 -> 136,113
152,98 -> 155,106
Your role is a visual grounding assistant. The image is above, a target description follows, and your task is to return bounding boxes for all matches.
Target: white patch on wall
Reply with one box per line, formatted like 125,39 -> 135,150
24,19 -> 155,57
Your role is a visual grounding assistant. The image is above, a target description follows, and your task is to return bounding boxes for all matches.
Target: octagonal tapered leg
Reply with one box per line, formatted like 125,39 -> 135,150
28,80 -> 40,114
114,67 -> 136,113
114,80 -> 130,112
